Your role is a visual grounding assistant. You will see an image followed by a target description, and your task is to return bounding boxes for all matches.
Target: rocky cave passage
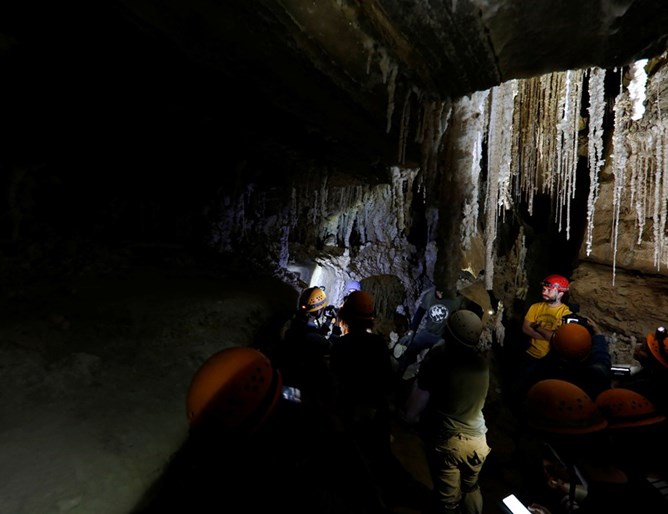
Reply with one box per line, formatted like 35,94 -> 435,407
3,1 -> 668,513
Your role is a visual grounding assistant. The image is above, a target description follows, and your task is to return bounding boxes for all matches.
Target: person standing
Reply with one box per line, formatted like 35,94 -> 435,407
415,310 -> 492,514
329,292 -> 395,485
396,283 -> 466,378
273,286 -> 336,418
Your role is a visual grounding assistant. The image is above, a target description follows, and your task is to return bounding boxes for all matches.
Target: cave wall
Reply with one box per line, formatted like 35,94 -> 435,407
3,3 -> 668,356
566,58 -> 668,350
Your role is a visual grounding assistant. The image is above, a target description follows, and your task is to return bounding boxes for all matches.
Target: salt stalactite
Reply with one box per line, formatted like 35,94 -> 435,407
514,77 -> 541,214
653,91 -> 668,269
413,89 -> 426,144
659,118 -> 668,269
539,73 -> 563,199
497,80 -> 518,212
425,207 -> 440,283
514,71 -> 582,240
555,70 -> 583,239
363,37 -> 375,75
390,166 -> 420,235
378,47 -> 398,133
484,80 -> 517,290
456,90 -> 489,250
568,71 -> 584,237
586,67 -> 606,256
514,227 -> 528,300
611,68 -> 631,285
419,99 -> 452,194
628,137 -> 648,244
629,59 -> 649,121
398,87 -> 416,164
515,73 -> 567,216
484,87 -> 503,291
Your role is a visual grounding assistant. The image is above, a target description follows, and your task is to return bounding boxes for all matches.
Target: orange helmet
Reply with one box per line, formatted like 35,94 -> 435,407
526,379 -> 608,435
646,328 -> 668,369
298,286 -> 328,313
551,323 -> 592,362
596,388 -> 666,430
542,274 -> 569,292
338,290 -> 375,323
187,347 -> 282,433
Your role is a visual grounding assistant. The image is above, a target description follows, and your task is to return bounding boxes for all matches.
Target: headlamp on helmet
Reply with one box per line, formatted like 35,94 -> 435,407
541,274 -> 569,292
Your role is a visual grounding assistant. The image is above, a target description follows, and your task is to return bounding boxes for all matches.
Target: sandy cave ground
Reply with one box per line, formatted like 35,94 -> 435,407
0,263 -> 303,514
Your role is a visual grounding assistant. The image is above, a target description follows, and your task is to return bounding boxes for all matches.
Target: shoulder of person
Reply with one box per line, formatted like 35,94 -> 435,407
422,341 -> 448,362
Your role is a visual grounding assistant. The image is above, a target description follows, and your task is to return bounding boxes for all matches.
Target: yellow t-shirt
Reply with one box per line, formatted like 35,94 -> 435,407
524,302 -> 572,358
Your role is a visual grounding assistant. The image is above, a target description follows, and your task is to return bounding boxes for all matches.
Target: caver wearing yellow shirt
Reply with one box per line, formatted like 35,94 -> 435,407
522,275 -> 572,358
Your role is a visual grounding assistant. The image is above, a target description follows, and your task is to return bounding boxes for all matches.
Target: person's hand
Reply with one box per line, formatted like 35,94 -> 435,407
532,323 -> 546,338
587,318 -> 602,335
527,504 -> 553,514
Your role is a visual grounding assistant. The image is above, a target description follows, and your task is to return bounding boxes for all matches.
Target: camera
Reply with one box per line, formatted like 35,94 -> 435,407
561,313 -> 595,336
563,314 -> 586,325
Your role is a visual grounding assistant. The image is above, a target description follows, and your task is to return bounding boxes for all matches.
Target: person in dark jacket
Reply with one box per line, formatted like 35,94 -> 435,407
330,291 -> 427,510
330,290 -> 394,433
273,286 -> 336,421
395,284 -> 466,379
329,291 -> 395,493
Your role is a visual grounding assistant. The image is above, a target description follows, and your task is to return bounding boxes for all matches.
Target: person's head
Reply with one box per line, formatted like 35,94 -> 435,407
187,347 -> 282,436
298,286 -> 328,317
551,322 -> 592,363
445,309 -> 483,350
541,274 -> 569,305
338,290 -> 375,332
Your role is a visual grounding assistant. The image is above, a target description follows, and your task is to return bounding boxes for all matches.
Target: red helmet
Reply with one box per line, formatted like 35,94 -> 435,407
596,388 -> 666,430
338,290 -> 375,322
542,274 -> 569,292
187,347 -> 282,434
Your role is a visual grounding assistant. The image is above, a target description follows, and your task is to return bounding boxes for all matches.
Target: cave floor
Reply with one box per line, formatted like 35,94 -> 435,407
1,260 -> 665,514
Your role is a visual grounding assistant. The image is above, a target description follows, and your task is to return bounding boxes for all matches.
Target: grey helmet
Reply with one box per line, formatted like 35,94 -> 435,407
446,310 -> 483,348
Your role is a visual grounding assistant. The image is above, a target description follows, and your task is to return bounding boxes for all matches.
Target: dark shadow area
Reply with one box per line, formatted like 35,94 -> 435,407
132,399 -> 431,514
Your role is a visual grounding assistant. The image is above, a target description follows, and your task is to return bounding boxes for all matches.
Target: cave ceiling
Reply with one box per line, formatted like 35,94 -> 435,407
3,1 -> 668,173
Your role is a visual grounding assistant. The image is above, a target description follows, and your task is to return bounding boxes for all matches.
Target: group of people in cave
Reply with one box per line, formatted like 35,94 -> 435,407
508,274 -> 668,513
164,272 -> 668,514
262,277 -> 493,514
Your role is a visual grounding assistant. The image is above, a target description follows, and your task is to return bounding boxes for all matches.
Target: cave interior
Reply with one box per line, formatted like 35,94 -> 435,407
3,1 -> 668,513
